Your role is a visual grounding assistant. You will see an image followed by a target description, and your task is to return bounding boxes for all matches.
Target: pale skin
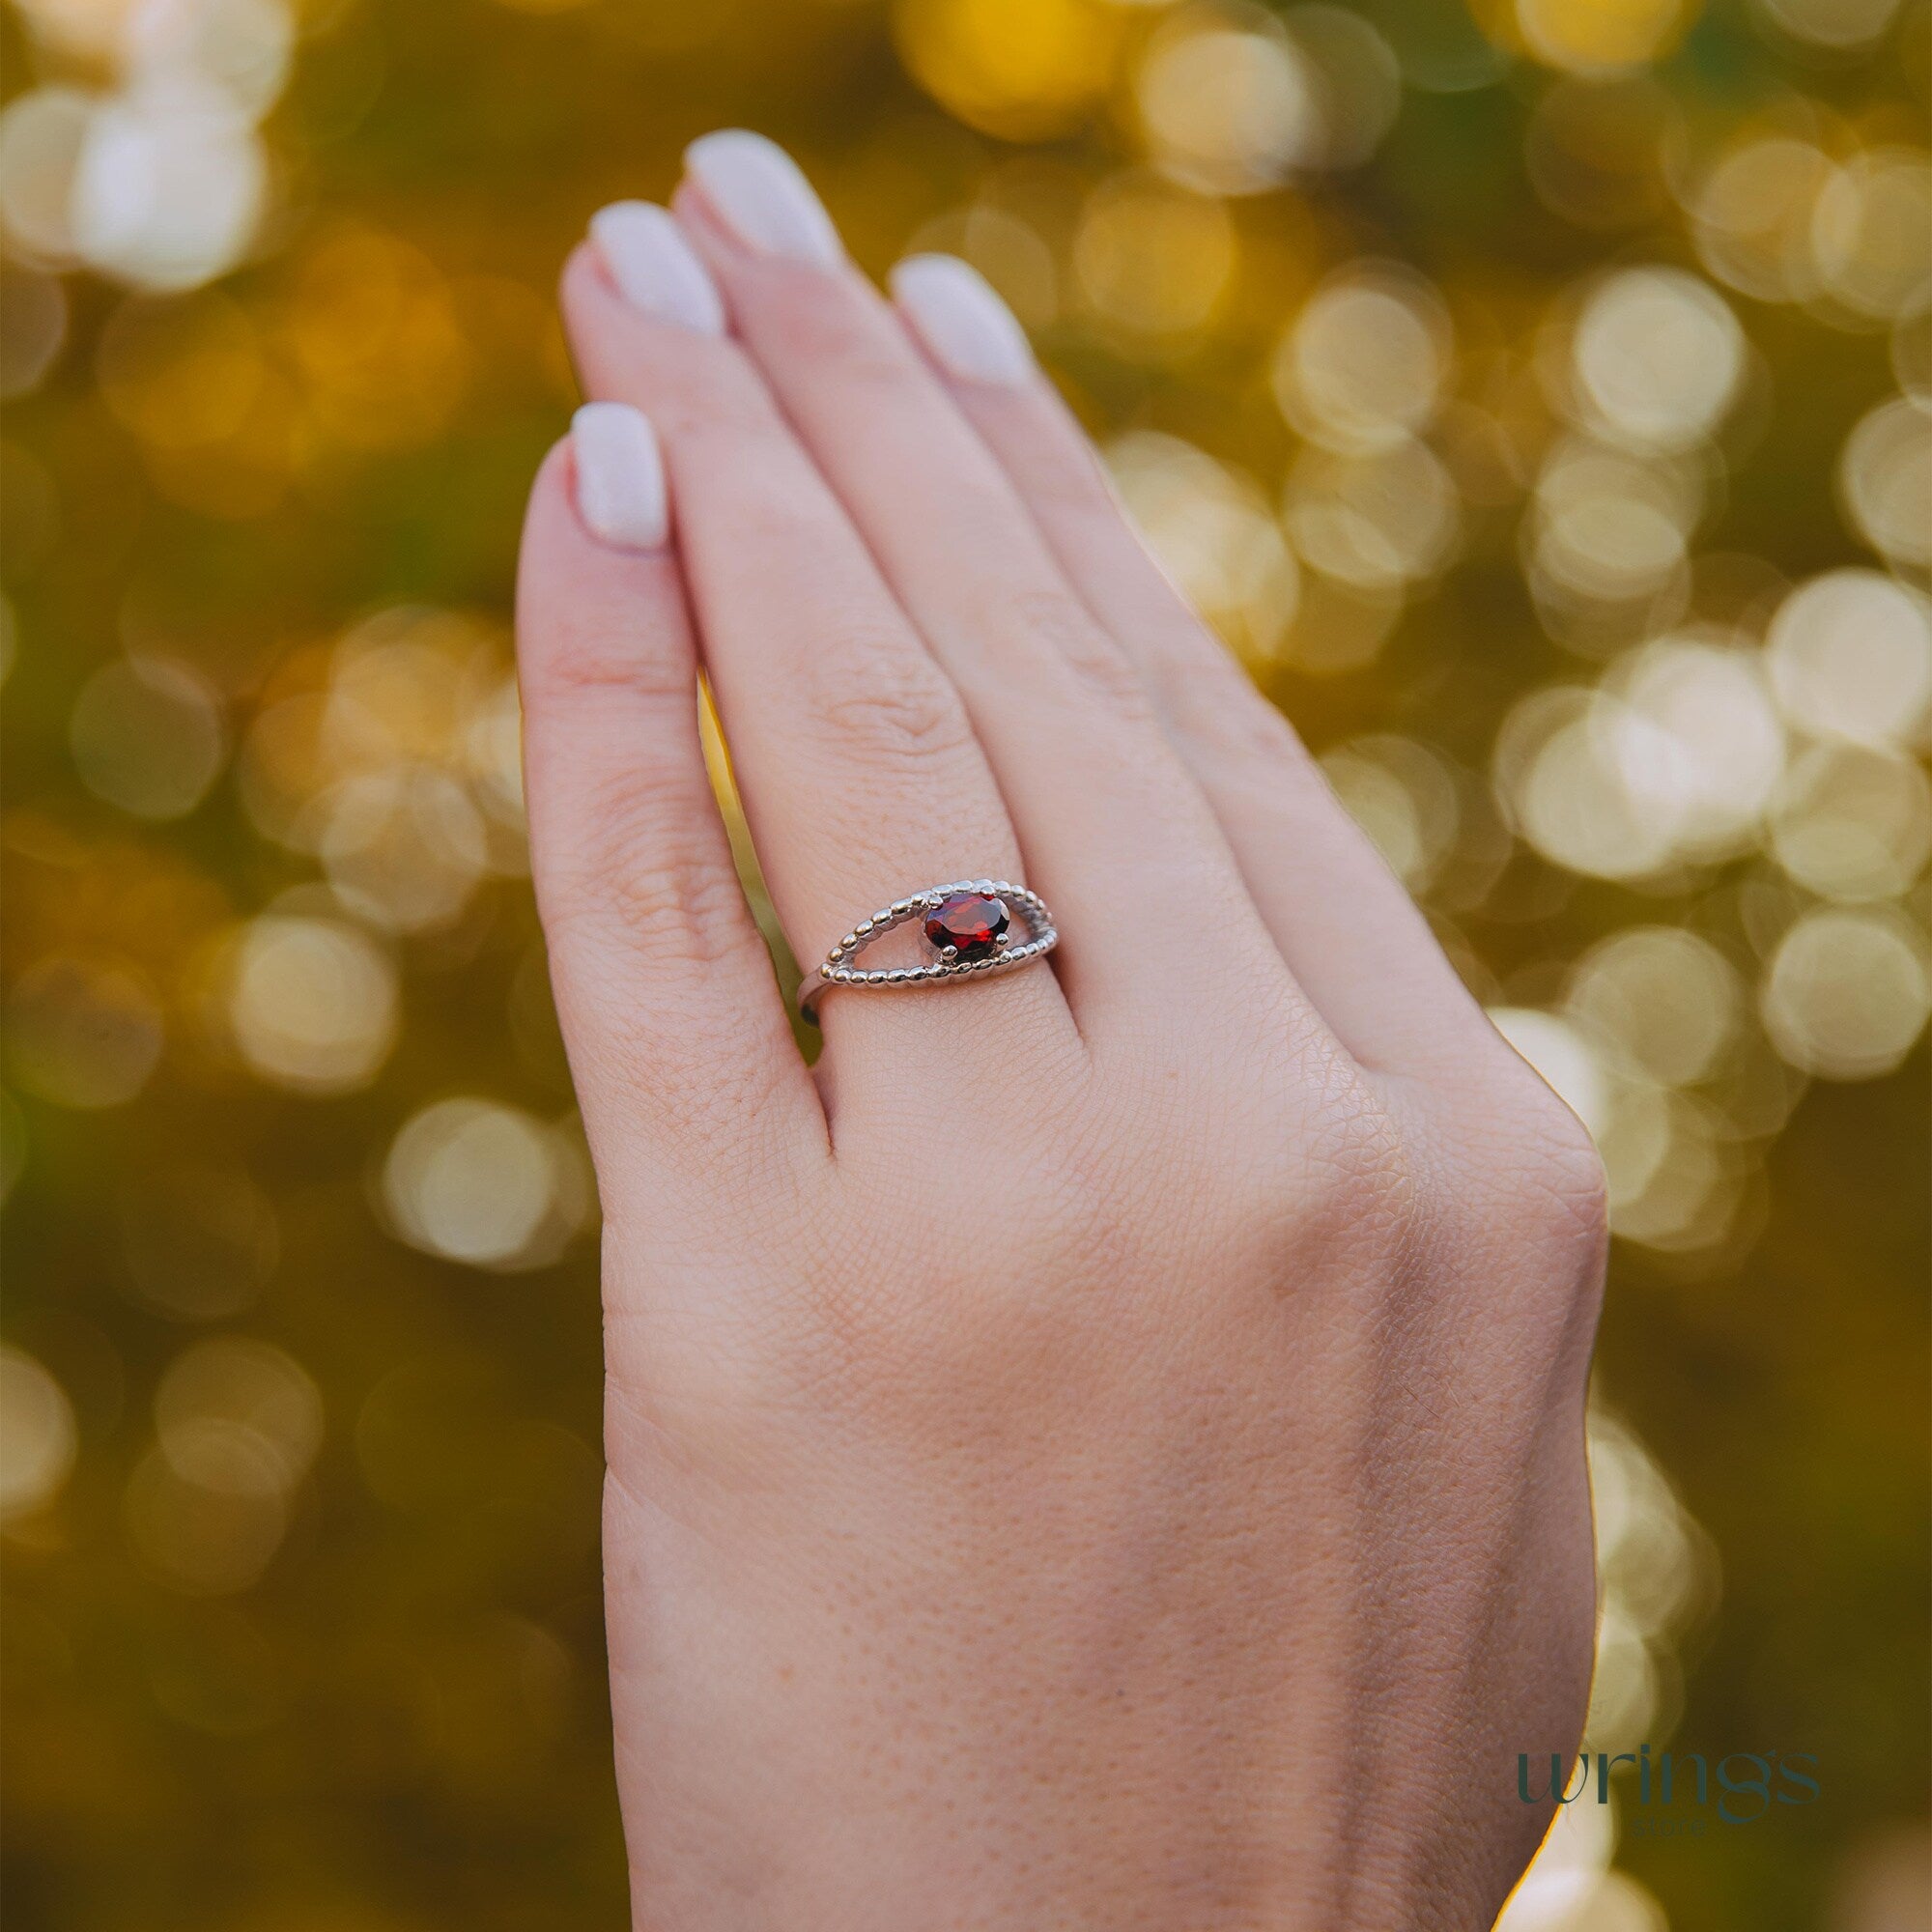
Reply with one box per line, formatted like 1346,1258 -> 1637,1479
515,131 -> 1606,1932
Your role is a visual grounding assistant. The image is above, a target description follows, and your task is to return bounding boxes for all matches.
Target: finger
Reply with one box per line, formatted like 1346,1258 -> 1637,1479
516,409 -> 826,1198
557,220 -> 1080,1094
891,255 -> 1502,1080
665,135 -> 1306,1046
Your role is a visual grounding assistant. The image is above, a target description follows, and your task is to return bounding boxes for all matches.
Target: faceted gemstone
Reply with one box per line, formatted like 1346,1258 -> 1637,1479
923,891 -> 1009,961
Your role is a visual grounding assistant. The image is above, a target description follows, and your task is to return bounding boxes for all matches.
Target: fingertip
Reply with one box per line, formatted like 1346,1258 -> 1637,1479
570,401 -> 669,554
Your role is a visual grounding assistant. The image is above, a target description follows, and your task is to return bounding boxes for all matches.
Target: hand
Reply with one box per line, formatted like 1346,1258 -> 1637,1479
515,131 -> 1606,1932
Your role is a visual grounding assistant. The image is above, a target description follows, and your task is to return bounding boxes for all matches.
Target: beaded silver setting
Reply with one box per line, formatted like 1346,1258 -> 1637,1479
799,879 -> 1057,1025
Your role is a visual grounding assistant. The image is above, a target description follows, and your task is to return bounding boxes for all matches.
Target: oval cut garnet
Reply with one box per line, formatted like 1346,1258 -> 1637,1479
923,891 -> 1009,961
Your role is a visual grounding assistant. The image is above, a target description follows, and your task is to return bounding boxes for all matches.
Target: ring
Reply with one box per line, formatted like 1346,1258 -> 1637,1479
799,879 -> 1058,1024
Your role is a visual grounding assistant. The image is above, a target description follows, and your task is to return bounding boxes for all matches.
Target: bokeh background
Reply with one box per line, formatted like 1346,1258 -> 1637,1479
1,0 -> 1927,1925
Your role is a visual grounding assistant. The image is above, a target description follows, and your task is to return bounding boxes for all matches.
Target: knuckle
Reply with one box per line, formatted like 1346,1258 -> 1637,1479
1514,1099 -> 1611,1250
553,775 -> 749,969
1164,659 -> 1317,787
1005,586 -> 1152,716
532,620 -> 690,708
800,634 -> 976,769
774,282 -> 916,395
647,351 -> 793,447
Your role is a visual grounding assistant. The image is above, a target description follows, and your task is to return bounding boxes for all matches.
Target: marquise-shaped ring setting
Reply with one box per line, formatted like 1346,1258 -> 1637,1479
799,880 -> 1058,1024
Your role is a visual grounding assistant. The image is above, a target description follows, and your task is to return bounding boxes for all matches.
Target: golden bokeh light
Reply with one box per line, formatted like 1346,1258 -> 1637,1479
218,913 -> 400,1094
69,655 -> 227,821
1136,7 -> 1322,195
1765,569 -> 1932,748
0,1347 -> 78,1520
1838,395 -> 1931,573
155,1337 -> 324,1498
1273,261 -> 1453,453
1567,926 -> 1743,1090
1514,0 -> 1694,78
1810,150 -> 1932,326
895,0 -> 1122,140
1073,168 -> 1237,336
1769,742 -> 1932,901
381,1097 -> 590,1272
124,1437 -> 290,1596
1284,436 -> 1462,590
1568,267 -> 1746,455
1761,906 -> 1932,1079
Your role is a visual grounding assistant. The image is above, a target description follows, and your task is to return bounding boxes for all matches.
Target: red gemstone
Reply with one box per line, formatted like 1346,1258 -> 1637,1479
923,891 -> 1009,961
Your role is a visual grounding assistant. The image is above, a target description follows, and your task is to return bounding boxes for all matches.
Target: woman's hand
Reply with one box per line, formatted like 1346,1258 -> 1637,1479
515,131 -> 1606,1932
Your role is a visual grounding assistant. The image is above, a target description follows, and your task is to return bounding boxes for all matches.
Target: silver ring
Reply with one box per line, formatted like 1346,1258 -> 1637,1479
799,879 -> 1057,1025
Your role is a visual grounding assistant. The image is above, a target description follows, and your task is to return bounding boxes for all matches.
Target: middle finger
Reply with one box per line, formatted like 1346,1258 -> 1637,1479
665,133 -> 1312,1052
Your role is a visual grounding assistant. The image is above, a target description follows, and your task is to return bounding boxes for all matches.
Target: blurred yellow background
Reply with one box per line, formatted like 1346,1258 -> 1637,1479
0,0 -> 1926,1926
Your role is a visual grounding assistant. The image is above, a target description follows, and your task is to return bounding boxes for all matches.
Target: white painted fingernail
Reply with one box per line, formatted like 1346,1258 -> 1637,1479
683,129 -> 840,267
892,254 -> 1035,386
589,201 -> 726,334
571,403 -> 668,552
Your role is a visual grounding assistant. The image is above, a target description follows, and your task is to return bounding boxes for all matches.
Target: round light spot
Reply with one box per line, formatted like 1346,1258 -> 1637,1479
0,1348 -> 77,1520
0,87 -> 93,265
96,289 -> 264,448
224,915 -> 399,1094
7,952 -> 164,1109
1530,442 -> 1698,604
1688,136 -> 1833,305
319,764 -> 488,933
1839,395 -> 1931,572
383,1098 -> 588,1271
125,1441 -> 287,1595
1526,75 -> 1679,232
1571,267 -> 1746,453
1611,636 -> 1786,856
1285,438 -> 1462,589
156,1338 -> 322,1498
1500,690 -> 1673,878
1516,0 -> 1690,77
70,656 -> 226,820
895,0 -> 1122,141
1282,5 -> 1402,170
1273,263 -> 1453,452
1765,569 -> 1932,747
1073,169 -> 1236,337
1762,907 -> 1931,1079
70,78 -> 269,292
1567,926 -> 1742,1087
1811,151 -> 1932,326
1137,16 -> 1321,195
1770,743 -> 1932,901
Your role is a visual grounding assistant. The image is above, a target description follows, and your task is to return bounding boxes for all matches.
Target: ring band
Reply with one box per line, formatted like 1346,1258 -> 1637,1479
799,879 -> 1057,1024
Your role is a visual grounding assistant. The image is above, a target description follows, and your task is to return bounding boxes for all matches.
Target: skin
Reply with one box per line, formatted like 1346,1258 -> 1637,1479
515,138 -> 1606,1932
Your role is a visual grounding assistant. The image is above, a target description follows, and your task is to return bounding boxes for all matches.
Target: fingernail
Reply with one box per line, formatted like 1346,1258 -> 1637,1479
683,129 -> 840,267
891,254 -> 1035,387
571,403 -> 668,552
588,201 -> 725,334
